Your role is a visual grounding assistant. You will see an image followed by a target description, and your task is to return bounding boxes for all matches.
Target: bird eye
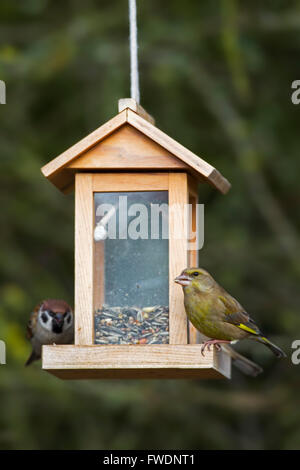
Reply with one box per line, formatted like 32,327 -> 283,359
193,271 -> 200,277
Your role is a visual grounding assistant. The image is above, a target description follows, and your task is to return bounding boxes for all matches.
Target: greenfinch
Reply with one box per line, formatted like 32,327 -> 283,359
175,267 -> 286,360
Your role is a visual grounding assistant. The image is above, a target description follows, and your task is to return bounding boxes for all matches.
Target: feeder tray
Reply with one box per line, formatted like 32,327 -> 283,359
41,99 -> 231,380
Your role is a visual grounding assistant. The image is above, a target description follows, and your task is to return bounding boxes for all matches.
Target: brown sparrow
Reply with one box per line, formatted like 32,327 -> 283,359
26,299 -> 74,366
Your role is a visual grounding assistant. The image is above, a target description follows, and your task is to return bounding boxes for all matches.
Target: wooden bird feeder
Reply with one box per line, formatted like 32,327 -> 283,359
41,99 -> 232,379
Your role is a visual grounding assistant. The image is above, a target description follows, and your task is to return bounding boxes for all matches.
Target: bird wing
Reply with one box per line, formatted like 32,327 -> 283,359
26,308 -> 39,339
218,294 -> 261,336
26,320 -> 34,339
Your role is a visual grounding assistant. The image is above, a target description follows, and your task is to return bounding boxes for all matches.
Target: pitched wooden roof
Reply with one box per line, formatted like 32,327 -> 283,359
41,106 -> 231,194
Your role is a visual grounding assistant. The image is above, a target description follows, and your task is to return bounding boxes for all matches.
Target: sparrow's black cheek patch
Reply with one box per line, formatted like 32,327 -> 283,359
41,313 -> 48,323
67,315 -> 71,324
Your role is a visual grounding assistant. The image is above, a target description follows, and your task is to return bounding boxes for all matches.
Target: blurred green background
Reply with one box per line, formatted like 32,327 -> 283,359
0,0 -> 300,450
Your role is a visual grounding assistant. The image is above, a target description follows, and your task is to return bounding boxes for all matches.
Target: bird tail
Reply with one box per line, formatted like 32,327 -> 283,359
222,344 -> 263,377
252,335 -> 286,359
25,350 -> 40,367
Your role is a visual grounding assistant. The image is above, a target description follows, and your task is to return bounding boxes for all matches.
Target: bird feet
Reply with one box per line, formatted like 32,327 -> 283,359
201,339 -> 231,356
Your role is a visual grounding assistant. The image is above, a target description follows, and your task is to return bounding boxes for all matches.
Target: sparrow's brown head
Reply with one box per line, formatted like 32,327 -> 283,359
39,299 -> 73,335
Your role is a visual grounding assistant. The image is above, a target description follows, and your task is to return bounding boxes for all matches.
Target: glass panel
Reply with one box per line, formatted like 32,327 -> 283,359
94,191 -> 169,345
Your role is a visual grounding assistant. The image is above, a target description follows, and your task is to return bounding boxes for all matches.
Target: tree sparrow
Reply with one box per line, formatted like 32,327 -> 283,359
26,299 -> 74,366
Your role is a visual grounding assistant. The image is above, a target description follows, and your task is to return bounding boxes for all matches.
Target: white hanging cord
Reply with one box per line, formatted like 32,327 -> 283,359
129,0 -> 140,103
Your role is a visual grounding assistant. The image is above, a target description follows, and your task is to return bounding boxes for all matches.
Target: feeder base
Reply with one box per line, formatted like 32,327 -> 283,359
42,344 -> 231,380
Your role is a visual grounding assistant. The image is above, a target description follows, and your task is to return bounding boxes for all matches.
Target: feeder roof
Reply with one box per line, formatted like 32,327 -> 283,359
41,104 -> 231,194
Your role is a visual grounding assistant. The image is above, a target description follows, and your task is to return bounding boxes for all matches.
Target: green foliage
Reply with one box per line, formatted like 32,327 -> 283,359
0,0 -> 299,450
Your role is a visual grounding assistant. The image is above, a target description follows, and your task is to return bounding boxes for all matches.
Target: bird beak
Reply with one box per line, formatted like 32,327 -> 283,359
174,274 -> 191,286
54,313 -> 64,326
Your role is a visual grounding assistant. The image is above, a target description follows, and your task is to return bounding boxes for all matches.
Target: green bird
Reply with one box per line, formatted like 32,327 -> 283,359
175,267 -> 286,361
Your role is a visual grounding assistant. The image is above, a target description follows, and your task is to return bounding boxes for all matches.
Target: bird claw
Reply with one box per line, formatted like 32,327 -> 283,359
201,339 -> 228,356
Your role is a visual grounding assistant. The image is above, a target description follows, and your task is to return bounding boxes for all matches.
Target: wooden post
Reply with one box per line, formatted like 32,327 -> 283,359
74,173 -> 94,345
169,173 -> 189,344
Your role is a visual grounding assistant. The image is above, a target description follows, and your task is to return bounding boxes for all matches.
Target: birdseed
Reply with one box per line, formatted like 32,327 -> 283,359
94,305 -> 169,344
